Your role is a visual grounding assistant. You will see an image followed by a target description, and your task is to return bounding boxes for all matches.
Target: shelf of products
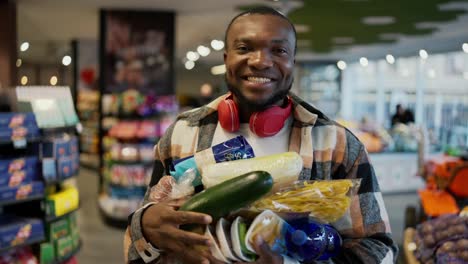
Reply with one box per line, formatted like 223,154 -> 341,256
98,93 -> 178,225
0,87 -> 82,263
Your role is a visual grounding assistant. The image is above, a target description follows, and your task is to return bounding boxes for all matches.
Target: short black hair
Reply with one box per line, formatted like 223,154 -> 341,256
224,6 -> 297,54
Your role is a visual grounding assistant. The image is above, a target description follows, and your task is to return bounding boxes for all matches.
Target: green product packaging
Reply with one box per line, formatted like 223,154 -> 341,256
47,219 -> 69,241
40,242 -> 55,264
55,235 -> 73,258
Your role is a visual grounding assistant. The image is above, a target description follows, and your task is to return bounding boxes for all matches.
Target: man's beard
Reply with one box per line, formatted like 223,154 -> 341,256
226,77 -> 292,112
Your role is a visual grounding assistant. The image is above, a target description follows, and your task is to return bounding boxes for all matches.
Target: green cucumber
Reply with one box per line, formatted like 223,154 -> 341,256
179,170 -> 273,221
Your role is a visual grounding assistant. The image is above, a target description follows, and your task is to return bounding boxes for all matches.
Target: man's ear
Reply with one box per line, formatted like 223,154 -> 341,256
223,51 -> 227,62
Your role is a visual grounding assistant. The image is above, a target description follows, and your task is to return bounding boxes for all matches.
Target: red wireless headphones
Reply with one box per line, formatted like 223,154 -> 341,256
218,93 -> 292,137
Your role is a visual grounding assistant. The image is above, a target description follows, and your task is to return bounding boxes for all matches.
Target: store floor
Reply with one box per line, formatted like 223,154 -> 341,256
74,167 -> 418,263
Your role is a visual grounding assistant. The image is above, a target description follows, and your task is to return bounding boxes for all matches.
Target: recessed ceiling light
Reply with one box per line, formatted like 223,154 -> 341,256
211,64 -> 226,75
20,76 -> 28,85
50,76 -> 58,86
62,55 -> 72,66
197,45 -> 211,57
211,40 -> 224,51
186,51 -> 199,61
337,60 -> 347,70
359,57 -> 369,67
419,49 -> 428,59
463,43 -> 468,53
332,37 -> 354,44
362,16 -> 396,25
20,42 -> 29,52
294,24 -> 309,33
185,60 -> 195,70
386,54 -> 395,64
16,59 -> 22,67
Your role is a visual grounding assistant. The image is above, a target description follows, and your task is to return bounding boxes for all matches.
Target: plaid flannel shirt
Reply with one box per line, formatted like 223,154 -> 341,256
124,92 -> 398,264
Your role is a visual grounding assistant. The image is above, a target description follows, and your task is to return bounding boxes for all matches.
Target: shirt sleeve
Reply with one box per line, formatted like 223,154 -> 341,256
124,147 -> 167,264
325,140 -> 398,264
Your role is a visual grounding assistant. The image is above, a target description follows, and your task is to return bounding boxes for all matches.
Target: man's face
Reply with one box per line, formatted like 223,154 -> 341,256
224,14 -> 296,111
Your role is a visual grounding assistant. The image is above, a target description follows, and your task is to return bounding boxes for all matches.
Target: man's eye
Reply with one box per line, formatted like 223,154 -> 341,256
275,48 -> 288,54
237,46 -> 249,52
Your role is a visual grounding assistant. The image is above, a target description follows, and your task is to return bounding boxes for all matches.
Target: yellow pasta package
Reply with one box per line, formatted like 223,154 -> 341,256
250,179 -> 361,223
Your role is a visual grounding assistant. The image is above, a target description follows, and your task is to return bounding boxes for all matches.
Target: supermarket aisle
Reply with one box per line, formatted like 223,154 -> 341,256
75,167 -> 124,263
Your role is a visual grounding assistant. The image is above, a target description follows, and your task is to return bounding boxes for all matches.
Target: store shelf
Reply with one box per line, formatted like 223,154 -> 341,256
45,207 -> 80,223
106,159 -> 154,165
44,174 -> 79,186
0,194 -> 45,207
0,136 -> 41,147
102,113 -> 162,120
40,126 -> 78,135
52,240 -> 82,264
0,236 -> 45,254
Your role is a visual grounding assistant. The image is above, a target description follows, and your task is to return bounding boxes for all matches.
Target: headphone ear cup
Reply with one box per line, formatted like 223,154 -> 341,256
218,97 -> 240,132
249,99 -> 292,137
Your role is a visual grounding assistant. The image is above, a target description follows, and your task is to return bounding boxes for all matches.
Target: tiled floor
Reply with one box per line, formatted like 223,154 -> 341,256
75,167 -> 419,263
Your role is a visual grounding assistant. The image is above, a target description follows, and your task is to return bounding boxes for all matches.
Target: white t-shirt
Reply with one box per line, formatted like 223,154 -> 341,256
212,116 -> 293,157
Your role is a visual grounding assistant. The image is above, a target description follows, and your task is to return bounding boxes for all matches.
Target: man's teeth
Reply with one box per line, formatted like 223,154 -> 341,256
247,77 -> 271,83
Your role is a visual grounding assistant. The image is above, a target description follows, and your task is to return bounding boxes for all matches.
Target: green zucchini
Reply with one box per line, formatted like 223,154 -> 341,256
179,170 -> 273,221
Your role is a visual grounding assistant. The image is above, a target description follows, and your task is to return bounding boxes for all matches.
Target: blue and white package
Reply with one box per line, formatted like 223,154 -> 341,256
170,136 -> 255,187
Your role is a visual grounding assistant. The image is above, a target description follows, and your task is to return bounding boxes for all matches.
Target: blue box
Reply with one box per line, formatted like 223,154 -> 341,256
69,136 -> 78,154
0,181 -> 44,203
57,157 -> 73,179
42,138 -> 71,159
0,126 -> 40,142
70,154 -> 79,176
0,157 -> 38,174
0,167 -> 40,188
0,215 -> 44,249
0,113 -> 37,129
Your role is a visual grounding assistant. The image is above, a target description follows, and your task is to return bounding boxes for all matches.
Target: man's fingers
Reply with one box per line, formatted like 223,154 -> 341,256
253,235 -> 274,257
163,226 -> 211,246
165,241 -> 210,264
165,210 -> 212,225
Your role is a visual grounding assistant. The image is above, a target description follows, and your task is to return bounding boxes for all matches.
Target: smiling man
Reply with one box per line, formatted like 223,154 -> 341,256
125,7 -> 397,264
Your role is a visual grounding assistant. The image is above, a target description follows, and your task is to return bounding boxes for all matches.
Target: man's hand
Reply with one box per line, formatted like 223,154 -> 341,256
141,199 -> 214,263
236,236 -> 283,264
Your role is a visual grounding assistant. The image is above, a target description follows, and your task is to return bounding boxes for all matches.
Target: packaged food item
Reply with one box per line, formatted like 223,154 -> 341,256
251,179 -> 360,223
170,136 -> 255,187
201,151 -> 302,191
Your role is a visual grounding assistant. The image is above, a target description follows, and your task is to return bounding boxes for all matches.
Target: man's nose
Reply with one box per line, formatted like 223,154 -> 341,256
248,50 -> 273,69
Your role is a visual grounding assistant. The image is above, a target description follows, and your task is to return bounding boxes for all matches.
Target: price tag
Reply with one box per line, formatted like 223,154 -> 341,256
13,138 -> 27,149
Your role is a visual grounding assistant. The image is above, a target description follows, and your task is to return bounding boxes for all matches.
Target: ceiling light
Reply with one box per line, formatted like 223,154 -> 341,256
50,76 -> 58,86
211,64 -> 226,75
211,40 -> 224,51
186,51 -> 199,61
463,43 -> 468,53
16,59 -> 22,67
337,60 -> 347,70
427,69 -> 436,79
20,42 -> 29,52
197,45 -> 211,57
62,55 -> 72,66
419,49 -> 428,59
20,76 -> 28,85
185,60 -> 195,70
294,24 -> 310,33
362,16 -> 396,25
332,37 -> 354,44
359,57 -> 369,67
386,54 -> 395,64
